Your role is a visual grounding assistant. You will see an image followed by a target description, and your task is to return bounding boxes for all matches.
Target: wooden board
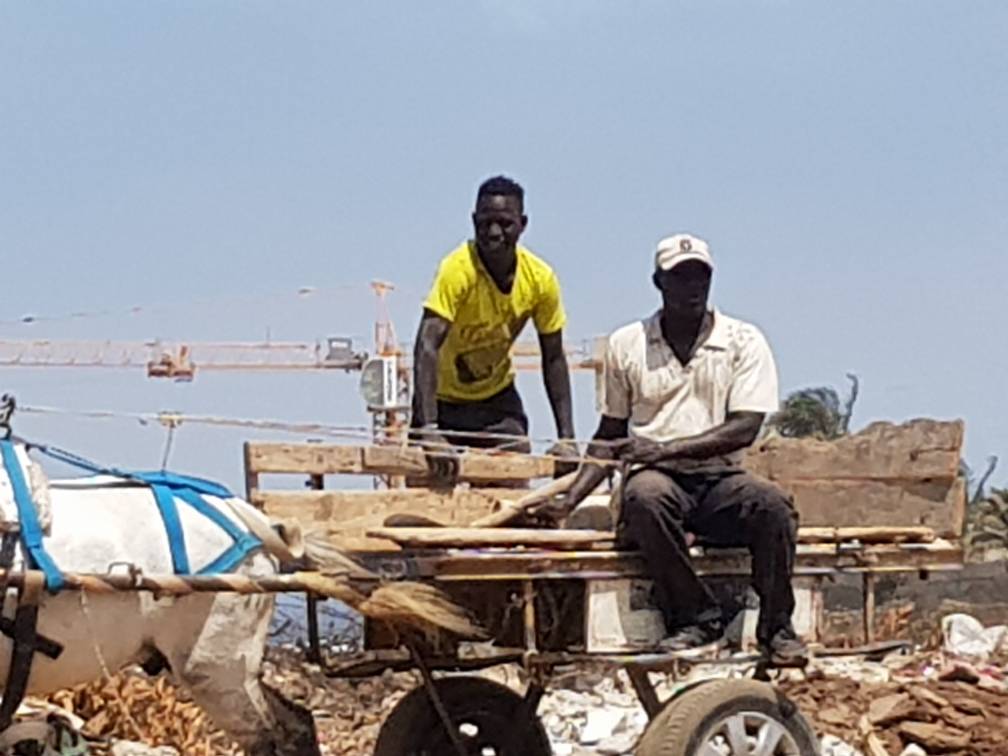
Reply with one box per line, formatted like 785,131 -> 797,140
254,488 -> 506,550
364,525 -> 937,550
366,526 -> 614,549
744,419 -> 963,483
245,442 -> 554,482
787,477 -> 966,537
350,540 -> 964,581
797,526 -> 936,544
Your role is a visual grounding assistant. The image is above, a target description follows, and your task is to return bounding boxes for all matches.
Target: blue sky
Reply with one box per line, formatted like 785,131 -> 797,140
1,1 -> 1005,491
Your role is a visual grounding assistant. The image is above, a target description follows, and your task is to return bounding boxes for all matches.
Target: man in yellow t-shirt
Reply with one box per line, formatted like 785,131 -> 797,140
411,176 -> 577,480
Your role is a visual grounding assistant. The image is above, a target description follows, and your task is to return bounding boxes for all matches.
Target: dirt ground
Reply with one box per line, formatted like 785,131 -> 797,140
27,646 -> 1008,755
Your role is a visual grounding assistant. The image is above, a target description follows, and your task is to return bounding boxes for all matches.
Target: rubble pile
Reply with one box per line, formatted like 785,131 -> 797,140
10,615 -> 1006,755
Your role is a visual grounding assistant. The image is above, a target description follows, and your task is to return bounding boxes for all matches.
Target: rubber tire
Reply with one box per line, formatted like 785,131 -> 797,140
373,676 -> 552,756
635,679 -> 819,756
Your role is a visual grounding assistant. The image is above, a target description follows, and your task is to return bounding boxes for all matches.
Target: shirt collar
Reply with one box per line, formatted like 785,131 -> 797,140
645,308 -> 729,351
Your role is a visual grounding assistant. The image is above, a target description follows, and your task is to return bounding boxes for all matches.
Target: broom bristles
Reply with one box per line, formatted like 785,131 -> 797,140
294,533 -> 484,639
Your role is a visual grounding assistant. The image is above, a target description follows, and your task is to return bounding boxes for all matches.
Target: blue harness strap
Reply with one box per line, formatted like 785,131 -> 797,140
0,441 -> 64,592
26,442 -> 262,578
149,484 -> 191,575
147,482 -> 260,575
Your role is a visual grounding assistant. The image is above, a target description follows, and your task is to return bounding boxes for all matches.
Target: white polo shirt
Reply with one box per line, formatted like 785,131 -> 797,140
602,309 -> 779,466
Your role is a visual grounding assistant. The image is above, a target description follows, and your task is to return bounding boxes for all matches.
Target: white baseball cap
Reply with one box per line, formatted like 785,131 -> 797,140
654,233 -> 714,272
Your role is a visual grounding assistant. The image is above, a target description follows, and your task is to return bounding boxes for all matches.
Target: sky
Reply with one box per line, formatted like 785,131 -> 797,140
1,1 -> 1006,492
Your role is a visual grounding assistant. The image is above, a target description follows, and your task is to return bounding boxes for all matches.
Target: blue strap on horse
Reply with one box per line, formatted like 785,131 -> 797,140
24,441 -> 262,579
132,471 -> 261,575
0,440 -> 65,592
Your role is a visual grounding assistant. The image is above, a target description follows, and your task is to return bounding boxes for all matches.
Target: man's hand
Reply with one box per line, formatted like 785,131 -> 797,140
526,493 -> 577,528
413,428 -> 460,484
616,437 -> 676,465
545,439 -> 580,478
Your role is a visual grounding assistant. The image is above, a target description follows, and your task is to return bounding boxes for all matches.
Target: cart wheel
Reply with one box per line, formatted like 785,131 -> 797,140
373,676 -> 551,756
635,679 -> 819,756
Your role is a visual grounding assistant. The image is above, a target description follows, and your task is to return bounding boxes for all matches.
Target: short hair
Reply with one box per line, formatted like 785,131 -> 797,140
476,175 -> 524,208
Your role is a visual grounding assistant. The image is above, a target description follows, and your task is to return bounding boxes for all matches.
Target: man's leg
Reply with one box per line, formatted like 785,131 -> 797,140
619,469 -> 722,640
690,472 -> 802,655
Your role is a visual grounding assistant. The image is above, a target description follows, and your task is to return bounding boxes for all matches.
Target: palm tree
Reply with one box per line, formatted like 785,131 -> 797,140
767,373 -> 860,440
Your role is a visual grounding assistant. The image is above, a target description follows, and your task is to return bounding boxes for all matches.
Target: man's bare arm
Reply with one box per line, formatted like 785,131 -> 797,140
412,310 -> 451,427
547,415 -> 629,517
538,330 -> 575,440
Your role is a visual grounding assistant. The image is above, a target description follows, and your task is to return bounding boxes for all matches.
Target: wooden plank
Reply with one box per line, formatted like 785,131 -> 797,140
798,526 -> 936,544
786,477 -> 966,537
350,540 -> 964,581
242,442 -> 260,502
745,419 -> 963,482
246,443 -> 364,475
246,442 -> 555,482
366,526 -> 613,549
362,524 -> 938,550
254,488 -> 507,550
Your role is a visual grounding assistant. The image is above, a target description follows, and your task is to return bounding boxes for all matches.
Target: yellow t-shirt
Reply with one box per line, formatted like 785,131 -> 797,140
423,241 -> 566,402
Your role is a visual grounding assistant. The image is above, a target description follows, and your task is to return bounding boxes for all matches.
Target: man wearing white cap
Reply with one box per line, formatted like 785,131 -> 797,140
542,233 -> 805,663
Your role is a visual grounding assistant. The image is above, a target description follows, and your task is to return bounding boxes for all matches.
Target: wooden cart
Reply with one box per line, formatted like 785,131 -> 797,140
243,420 -> 966,755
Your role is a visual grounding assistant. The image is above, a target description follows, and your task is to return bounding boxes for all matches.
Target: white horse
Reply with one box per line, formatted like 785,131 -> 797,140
0,442 -> 471,756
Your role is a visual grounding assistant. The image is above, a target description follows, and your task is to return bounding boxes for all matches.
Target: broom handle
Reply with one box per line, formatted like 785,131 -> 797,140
469,471 -> 580,528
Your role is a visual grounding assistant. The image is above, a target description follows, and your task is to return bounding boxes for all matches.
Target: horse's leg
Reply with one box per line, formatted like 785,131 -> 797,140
154,590 -> 320,756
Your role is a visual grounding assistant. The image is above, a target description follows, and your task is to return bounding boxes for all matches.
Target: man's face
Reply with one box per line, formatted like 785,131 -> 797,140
654,260 -> 713,319
472,194 -> 526,264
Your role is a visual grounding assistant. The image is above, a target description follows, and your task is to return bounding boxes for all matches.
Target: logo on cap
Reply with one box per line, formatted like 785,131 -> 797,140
680,238 -> 692,253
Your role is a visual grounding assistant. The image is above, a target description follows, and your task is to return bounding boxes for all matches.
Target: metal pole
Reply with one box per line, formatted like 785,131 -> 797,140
305,472 -> 325,663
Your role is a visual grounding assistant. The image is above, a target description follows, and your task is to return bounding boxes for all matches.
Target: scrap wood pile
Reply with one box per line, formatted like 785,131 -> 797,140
29,651 -> 418,756
31,671 -> 242,756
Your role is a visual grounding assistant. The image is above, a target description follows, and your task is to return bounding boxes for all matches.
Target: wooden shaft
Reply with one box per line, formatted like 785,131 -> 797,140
1,569 -> 353,597
470,471 -> 579,528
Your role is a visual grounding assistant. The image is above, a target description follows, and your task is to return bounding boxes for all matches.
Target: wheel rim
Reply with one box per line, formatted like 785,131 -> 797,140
696,711 -> 802,756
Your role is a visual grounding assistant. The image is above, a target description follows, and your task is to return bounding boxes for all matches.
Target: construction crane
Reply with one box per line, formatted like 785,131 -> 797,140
0,336 -> 366,382
0,281 -> 606,420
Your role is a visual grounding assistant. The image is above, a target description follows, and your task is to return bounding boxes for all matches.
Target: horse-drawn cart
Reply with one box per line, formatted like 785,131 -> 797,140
243,420 -> 967,755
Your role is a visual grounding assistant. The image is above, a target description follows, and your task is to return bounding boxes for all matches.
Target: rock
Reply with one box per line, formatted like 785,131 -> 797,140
820,734 -> 863,755
111,743 -> 180,756
820,704 -> 855,726
937,661 -> 981,684
578,708 -> 627,745
906,686 -> 949,709
868,693 -> 914,726
951,697 -> 986,716
939,708 -> 985,730
596,731 -> 639,755
898,721 -> 970,751
865,732 -> 891,756
899,746 -> 927,756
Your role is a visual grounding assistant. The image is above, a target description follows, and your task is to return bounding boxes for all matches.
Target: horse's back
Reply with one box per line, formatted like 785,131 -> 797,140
45,480 -> 251,575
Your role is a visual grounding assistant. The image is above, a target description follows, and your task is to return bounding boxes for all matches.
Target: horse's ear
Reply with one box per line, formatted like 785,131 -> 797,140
272,518 -> 305,560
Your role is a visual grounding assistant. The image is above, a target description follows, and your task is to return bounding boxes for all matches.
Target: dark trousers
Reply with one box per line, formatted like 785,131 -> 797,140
413,383 -> 530,451
617,466 -> 798,645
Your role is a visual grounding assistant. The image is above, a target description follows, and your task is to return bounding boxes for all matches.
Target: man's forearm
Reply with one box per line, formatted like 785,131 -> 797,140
542,355 -> 575,439
560,437 -> 618,512
412,346 -> 440,427
655,414 -> 763,462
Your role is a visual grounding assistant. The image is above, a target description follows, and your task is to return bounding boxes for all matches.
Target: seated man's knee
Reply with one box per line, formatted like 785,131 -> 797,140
756,485 -> 798,535
621,470 -> 683,521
